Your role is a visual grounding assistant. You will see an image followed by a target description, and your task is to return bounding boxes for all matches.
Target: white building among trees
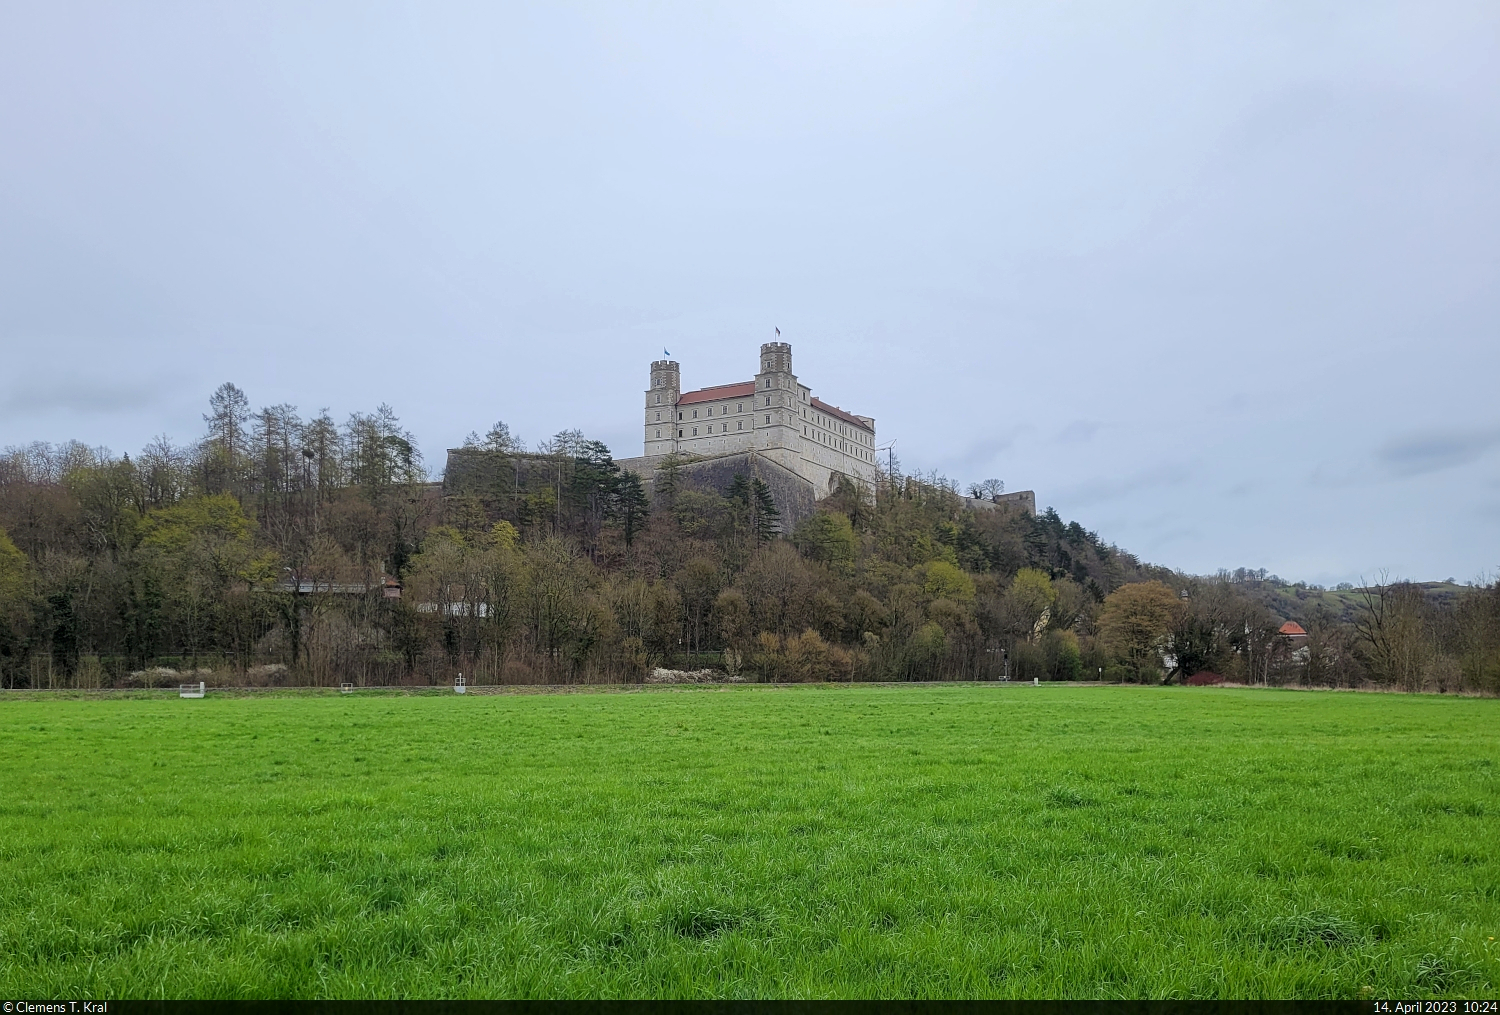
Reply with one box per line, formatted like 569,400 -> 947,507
636,342 -> 880,500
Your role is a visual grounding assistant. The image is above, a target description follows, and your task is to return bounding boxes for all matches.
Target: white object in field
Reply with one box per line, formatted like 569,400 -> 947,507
340,683 -> 354,694
1033,677 -> 1039,686
179,682 -> 205,698
455,673 -> 466,694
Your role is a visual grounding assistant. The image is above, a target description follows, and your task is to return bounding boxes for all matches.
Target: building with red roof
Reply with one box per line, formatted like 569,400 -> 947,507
1278,620 -> 1310,664
630,341 -> 880,500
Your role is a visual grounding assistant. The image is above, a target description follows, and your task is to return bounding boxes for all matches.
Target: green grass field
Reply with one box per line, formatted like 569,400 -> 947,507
1,684 -> 1496,999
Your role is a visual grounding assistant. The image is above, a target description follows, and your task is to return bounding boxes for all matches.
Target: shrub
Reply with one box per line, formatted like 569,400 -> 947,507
750,629 -> 854,682
785,630 -> 853,682
793,512 -> 857,567
1009,640 -> 1045,682
1042,629 -> 1082,680
908,622 -> 948,671
923,561 -> 975,603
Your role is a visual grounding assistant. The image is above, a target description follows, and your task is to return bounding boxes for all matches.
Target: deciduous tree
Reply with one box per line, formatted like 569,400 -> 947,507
1099,580 -> 1181,682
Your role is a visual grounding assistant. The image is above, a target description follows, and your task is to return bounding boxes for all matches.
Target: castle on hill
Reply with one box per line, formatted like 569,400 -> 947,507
632,341 -> 880,501
447,337 -> 1032,533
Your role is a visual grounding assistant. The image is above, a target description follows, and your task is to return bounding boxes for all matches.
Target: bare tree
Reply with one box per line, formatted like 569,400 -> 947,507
1354,575 -> 1430,690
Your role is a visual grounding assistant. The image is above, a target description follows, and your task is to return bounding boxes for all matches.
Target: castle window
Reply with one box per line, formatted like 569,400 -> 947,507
737,421 -> 742,430
678,412 -> 682,420
692,409 -> 698,418
678,429 -> 683,437
654,412 -> 660,421
764,379 -> 770,388
765,415 -> 770,424
656,394 -> 661,404
692,427 -> 698,435
655,429 -> 661,438
737,403 -> 742,412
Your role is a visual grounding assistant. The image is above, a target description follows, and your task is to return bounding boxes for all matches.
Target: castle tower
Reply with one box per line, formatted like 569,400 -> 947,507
759,341 -> 792,376
753,341 -> 801,456
644,359 -> 680,457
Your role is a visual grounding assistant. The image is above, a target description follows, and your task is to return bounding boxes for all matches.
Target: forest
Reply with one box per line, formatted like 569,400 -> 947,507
1,383 -> 1497,693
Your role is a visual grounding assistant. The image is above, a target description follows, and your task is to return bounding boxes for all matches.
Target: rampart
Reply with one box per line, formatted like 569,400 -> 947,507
446,447 -> 1027,534
962,489 -> 1036,516
617,451 -> 819,532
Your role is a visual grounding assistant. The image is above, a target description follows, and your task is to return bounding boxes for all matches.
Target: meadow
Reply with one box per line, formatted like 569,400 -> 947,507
0,683 -> 1496,999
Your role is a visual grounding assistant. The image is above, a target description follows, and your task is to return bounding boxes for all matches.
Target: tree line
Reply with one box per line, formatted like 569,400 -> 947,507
1,383 -> 1496,693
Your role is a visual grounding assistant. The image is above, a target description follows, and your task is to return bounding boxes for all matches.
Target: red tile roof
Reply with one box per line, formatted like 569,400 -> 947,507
677,381 -> 754,406
1278,621 -> 1308,637
811,397 -> 873,434
676,384 -> 874,434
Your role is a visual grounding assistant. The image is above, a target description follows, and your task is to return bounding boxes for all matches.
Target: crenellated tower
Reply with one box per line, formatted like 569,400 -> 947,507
644,359 -> 680,456
753,341 -> 801,455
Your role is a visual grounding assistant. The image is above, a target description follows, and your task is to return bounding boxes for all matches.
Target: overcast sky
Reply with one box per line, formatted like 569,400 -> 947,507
2,2 -> 1496,585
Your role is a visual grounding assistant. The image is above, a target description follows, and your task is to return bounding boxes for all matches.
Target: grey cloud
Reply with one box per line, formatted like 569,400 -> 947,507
1144,525 -> 1201,547
1307,458 -> 1374,489
954,433 -> 1020,470
1057,420 -> 1102,444
509,297 -> 679,336
1378,426 -> 1500,477
0,382 -> 167,421
1059,462 -> 1197,509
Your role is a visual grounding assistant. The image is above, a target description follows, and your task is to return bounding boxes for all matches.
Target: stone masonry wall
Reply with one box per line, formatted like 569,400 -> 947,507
618,451 -> 819,533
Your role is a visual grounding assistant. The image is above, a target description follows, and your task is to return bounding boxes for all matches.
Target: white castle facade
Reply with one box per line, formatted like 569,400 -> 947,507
638,342 -> 880,500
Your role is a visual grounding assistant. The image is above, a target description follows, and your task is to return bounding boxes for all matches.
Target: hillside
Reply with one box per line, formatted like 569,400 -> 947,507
0,385 -> 1496,694
1233,579 -> 1476,626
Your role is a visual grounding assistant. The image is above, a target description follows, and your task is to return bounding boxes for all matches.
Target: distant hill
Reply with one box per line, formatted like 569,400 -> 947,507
1231,579 -> 1473,625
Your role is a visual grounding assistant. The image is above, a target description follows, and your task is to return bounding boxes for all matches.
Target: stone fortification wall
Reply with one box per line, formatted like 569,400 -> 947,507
618,451 -> 819,532
963,489 -> 1037,516
994,490 -> 1037,515
446,448 -> 817,532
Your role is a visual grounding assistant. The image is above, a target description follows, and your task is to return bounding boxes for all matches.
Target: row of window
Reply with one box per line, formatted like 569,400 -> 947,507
651,421 -> 874,464
673,420 -> 749,437
663,402 -> 750,422
801,427 -> 873,460
801,408 -> 872,448
652,399 -> 870,445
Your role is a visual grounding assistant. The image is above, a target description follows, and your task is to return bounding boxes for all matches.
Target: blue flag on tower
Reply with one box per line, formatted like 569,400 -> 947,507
663,348 -> 670,357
